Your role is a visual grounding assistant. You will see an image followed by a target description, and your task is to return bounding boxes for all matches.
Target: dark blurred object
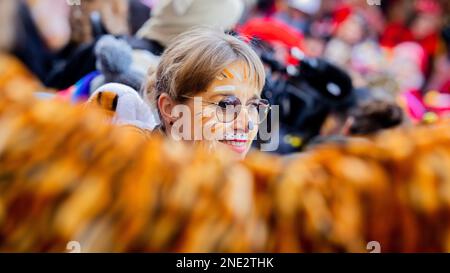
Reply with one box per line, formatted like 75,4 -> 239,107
129,0 -> 152,34
258,52 -> 355,154
69,0 -> 129,45
12,2 -> 55,83
348,100 -> 403,135
45,42 -> 97,90
240,17 -> 355,154
443,25 -> 450,55
44,12 -> 107,90
46,7 -> 163,90
256,0 -> 276,16
90,11 -> 109,39
38,8 -> 109,90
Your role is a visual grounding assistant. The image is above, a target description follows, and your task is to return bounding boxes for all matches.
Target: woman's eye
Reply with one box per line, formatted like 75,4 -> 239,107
248,100 -> 270,113
247,100 -> 263,109
217,100 -> 229,109
218,97 -> 240,109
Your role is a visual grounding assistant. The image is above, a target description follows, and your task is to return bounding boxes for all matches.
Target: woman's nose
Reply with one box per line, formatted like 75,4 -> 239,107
233,107 -> 252,133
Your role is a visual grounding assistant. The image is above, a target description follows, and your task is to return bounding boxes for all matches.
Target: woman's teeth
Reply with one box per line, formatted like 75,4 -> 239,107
219,134 -> 249,153
223,133 -> 248,141
221,140 -> 246,147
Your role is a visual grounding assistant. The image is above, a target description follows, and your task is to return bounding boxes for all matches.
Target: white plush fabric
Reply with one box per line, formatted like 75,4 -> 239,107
137,0 -> 244,47
92,83 -> 159,131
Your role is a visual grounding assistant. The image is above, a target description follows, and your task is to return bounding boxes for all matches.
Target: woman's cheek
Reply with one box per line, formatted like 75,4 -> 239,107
247,125 -> 259,150
199,108 -> 224,141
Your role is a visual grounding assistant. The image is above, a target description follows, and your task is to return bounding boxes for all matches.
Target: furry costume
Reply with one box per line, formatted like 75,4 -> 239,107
0,53 -> 42,95
0,86 -> 449,252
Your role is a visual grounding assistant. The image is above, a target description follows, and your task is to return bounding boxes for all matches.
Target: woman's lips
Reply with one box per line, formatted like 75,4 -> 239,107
219,139 -> 248,153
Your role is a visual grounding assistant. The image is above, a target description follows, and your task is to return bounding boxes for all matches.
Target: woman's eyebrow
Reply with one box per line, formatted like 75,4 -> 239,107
209,92 -> 235,99
213,85 -> 236,92
249,94 -> 261,100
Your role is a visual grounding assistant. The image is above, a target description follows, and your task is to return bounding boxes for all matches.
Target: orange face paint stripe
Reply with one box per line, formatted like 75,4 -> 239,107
214,85 -> 236,92
243,65 -> 248,81
229,68 -> 243,82
222,69 -> 234,79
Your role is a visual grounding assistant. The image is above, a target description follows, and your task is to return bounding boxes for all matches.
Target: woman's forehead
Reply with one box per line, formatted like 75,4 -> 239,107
208,61 -> 260,97
209,77 -> 259,97
216,61 -> 248,81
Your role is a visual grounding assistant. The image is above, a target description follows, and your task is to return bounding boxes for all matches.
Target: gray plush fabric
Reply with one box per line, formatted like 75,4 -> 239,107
95,35 -> 145,91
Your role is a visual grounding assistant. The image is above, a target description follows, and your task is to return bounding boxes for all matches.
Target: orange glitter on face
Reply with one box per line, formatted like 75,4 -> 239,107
243,65 -> 248,81
229,68 -> 243,82
222,69 -> 234,79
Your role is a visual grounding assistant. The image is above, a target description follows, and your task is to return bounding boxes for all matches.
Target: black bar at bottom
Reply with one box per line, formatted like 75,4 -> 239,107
0,253 -> 446,272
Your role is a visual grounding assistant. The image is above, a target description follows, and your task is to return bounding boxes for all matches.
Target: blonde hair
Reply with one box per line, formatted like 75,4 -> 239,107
144,28 -> 266,108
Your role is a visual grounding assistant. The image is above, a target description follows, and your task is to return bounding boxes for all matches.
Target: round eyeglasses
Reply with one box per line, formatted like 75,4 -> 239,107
181,95 -> 271,124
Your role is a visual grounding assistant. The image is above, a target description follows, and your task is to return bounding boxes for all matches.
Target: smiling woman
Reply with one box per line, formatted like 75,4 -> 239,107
142,28 -> 267,159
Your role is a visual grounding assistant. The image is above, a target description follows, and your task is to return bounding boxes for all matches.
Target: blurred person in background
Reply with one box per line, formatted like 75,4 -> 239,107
137,0 -> 245,55
388,42 -> 427,94
311,98 -> 404,148
25,0 -> 72,51
408,0 -> 443,59
11,0 -> 130,88
69,0 -> 130,45
274,0 -> 322,33
45,0 -> 132,89
12,0 -> 71,83
399,25 -> 450,122
381,0 -> 443,68
427,25 -> 450,94
345,99 -> 404,135
129,0 -> 153,35
0,0 -> 42,94
239,0 -> 277,21
323,4 -> 378,74
0,0 -> 16,53
46,0 -> 245,91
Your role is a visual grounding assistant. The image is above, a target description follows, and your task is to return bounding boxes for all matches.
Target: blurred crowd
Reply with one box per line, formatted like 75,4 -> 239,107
1,0 -> 449,140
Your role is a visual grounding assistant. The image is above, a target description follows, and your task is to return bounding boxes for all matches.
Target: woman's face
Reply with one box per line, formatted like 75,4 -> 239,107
170,61 -> 265,159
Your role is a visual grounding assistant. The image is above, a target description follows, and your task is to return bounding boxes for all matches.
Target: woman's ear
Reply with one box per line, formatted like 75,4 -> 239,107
157,93 -> 176,125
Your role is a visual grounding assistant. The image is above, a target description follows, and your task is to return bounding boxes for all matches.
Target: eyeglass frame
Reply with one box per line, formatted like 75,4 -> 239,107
180,95 -> 271,124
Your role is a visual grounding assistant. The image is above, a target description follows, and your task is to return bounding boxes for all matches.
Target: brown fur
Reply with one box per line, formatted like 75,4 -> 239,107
0,86 -> 449,252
